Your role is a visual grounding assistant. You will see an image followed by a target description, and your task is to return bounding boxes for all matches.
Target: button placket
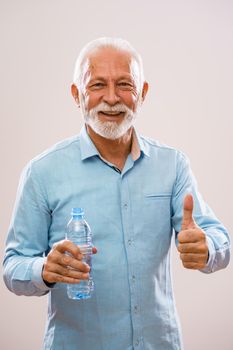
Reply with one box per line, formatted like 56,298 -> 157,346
121,175 -> 142,349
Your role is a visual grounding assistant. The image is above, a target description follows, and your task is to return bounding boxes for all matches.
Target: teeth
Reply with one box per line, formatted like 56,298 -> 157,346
101,111 -> 122,115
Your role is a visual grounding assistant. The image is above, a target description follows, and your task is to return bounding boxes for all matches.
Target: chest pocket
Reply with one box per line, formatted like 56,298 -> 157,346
145,193 -> 172,199
142,193 -> 172,235
131,192 -> 173,262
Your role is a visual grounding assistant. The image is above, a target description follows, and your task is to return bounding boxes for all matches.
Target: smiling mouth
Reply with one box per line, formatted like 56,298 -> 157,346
99,111 -> 124,117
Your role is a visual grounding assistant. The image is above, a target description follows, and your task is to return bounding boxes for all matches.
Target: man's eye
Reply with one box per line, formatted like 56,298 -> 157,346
118,82 -> 133,89
91,83 -> 104,88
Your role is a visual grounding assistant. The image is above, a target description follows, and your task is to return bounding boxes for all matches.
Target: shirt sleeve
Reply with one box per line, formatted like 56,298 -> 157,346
3,161 -> 53,296
171,151 -> 231,273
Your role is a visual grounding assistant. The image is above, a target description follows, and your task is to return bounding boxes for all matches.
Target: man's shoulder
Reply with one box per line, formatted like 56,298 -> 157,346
26,134 -> 81,171
141,135 -> 172,149
138,134 -> 190,169
140,134 -> 185,156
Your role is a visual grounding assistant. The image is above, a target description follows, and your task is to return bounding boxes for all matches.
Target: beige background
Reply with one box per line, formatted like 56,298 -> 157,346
1,1 -> 232,349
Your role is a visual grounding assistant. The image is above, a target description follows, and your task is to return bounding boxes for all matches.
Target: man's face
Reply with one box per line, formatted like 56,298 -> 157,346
75,47 -> 147,139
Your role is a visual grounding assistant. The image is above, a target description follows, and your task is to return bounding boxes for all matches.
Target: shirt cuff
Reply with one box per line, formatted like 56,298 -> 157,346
199,235 -> 216,274
31,257 -> 55,291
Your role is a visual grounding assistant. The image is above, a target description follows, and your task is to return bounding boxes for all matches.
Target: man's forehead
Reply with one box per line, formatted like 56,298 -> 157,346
85,47 -> 134,76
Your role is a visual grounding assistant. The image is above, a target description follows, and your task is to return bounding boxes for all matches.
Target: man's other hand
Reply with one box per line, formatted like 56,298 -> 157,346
177,194 -> 209,269
42,239 -> 97,284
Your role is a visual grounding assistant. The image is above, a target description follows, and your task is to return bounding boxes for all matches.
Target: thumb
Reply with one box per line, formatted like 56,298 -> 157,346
181,193 -> 196,230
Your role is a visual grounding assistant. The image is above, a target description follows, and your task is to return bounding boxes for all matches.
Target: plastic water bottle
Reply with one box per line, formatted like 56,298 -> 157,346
66,207 -> 94,300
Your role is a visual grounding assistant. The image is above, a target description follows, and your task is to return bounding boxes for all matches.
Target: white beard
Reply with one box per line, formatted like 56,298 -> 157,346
80,99 -> 138,140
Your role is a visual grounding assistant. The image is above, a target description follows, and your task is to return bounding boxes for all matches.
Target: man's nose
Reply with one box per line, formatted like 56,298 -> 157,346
103,84 -> 120,106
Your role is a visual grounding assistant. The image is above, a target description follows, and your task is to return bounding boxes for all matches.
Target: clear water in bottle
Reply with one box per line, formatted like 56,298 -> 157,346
66,208 -> 94,300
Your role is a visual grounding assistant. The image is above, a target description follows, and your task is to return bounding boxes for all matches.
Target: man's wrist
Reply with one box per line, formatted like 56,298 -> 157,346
41,264 -> 56,288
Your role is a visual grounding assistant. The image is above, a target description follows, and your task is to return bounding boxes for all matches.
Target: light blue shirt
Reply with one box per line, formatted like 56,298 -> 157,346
3,126 -> 230,350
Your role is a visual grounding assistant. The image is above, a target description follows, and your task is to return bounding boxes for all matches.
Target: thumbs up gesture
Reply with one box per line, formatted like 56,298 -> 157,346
177,194 -> 209,269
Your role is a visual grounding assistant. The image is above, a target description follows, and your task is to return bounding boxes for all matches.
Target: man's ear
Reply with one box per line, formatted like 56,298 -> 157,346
71,84 -> 80,106
141,81 -> 149,103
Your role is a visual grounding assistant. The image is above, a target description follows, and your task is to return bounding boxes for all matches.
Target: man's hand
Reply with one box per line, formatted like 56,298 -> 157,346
42,239 -> 97,284
177,194 -> 209,269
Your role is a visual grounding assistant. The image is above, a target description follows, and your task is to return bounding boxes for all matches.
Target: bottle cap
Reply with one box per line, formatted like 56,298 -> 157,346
71,207 -> 84,216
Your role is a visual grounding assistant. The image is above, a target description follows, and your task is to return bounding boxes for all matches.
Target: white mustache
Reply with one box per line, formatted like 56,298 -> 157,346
91,102 -> 131,114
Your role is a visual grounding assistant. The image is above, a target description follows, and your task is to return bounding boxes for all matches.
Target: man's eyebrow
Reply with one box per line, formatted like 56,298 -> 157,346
88,77 -> 106,83
117,75 -> 134,81
88,75 -> 135,83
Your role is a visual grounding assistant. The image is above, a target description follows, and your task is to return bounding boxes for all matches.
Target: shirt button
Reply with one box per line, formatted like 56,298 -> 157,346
123,203 -> 128,209
134,305 -> 138,313
132,275 -> 136,281
135,339 -> 140,346
128,239 -> 132,245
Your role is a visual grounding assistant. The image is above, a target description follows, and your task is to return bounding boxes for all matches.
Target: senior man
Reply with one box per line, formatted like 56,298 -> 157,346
3,38 -> 230,350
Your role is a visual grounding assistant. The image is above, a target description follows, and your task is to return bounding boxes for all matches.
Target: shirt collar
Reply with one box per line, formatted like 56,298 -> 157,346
79,125 -> 150,161
79,126 -> 99,160
133,128 -> 150,159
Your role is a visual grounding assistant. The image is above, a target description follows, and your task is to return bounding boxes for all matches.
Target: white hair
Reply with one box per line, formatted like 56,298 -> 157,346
73,37 -> 145,93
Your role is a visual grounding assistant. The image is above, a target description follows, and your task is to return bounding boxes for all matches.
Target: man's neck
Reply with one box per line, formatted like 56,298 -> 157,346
86,125 -> 133,171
